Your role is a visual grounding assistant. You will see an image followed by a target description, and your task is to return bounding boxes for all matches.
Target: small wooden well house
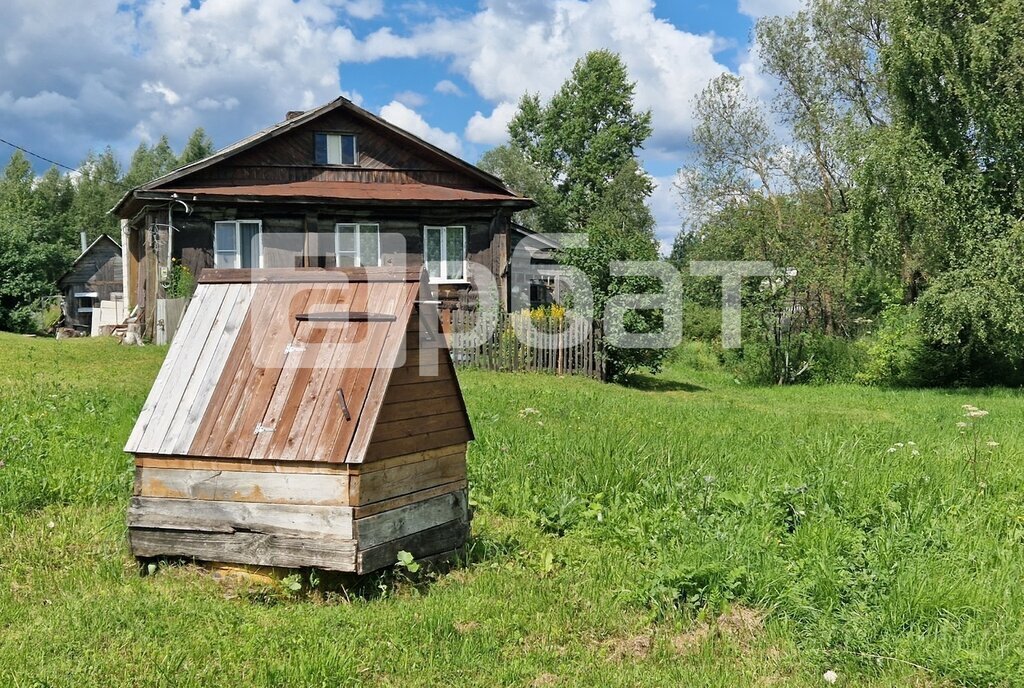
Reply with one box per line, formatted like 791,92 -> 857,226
125,267 -> 472,574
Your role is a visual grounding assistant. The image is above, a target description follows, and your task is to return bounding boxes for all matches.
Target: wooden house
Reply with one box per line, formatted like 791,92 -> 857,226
112,96 -> 539,339
124,266 -> 473,573
57,234 -> 124,334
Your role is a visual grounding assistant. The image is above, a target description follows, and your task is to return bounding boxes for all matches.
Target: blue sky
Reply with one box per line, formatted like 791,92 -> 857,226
0,0 -> 800,249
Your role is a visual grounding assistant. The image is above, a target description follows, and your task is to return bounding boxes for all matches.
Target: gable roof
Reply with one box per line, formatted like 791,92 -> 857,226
57,234 -> 122,287
113,96 -> 531,215
123,266 -> 472,465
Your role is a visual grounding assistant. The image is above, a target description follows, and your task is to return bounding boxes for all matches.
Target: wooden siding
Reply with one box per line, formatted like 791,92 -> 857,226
125,267 -> 474,572
185,108 -> 460,182
128,442 -> 469,573
58,236 -> 123,330
126,278 -> 416,463
124,270 -> 471,465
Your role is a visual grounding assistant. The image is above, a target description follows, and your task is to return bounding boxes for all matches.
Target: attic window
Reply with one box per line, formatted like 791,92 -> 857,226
314,133 -> 357,165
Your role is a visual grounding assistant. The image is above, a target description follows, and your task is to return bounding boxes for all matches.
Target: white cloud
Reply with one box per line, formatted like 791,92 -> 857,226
142,81 -> 181,106
464,101 -> 517,145
336,0 -> 385,20
434,79 -> 465,97
394,90 -> 427,108
342,0 -> 731,157
0,0 -> 358,165
0,0 -> 747,181
379,100 -> 463,155
737,0 -> 803,19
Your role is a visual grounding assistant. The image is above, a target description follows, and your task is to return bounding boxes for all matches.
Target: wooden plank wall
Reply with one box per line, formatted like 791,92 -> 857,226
129,442 -> 469,573
185,108 -> 491,185
60,238 -> 124,330
362,317 -> 473,463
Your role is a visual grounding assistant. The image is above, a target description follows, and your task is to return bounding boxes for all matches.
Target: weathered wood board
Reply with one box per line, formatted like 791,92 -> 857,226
125,268 -> 473,574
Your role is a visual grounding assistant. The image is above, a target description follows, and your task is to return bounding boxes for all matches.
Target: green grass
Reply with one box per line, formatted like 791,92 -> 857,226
2,334 -> 1023,686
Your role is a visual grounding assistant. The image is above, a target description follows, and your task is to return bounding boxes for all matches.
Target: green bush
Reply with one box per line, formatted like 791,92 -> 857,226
719,334 -> 866,386
856,305 -> 949,387
682,303 -> 727,343
803,335 -> 869,384
163,259 -> 195,299
667,340 -> 723,372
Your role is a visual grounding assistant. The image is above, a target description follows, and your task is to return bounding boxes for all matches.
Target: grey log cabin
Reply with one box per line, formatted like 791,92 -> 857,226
57,234 -> 124,333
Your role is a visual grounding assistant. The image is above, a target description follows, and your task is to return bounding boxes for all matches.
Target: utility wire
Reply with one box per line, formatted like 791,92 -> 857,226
0,136 -> 79,172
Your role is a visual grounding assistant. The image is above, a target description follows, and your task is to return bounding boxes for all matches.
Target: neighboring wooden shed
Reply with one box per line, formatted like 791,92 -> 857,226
124,266 -> 472,573
57,234 -> 123,333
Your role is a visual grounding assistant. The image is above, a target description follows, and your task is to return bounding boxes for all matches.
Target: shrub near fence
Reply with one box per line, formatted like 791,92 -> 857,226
450,305 -> 605,380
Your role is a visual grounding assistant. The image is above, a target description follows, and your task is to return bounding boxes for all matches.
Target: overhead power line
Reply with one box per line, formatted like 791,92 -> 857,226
0,136 -> 78,172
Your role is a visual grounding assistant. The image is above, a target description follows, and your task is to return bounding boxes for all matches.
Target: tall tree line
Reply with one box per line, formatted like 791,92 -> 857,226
677,0 -> 1024,386
0,129 -> 214,332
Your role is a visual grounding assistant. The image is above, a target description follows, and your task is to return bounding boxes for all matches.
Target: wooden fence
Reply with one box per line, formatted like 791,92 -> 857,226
155,297 -> 189,345
448,308 -> 604,380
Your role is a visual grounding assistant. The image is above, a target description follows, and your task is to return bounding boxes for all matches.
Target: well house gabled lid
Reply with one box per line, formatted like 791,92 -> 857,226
124,266 -> 466,464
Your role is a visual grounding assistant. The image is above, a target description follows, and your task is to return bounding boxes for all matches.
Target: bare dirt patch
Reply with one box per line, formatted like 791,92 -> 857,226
530,672 -> 559,687
672,606 -> 764,656
603,633 -> 654,662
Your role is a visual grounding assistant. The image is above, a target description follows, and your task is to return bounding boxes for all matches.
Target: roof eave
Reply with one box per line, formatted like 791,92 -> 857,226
129,189 -> 537,210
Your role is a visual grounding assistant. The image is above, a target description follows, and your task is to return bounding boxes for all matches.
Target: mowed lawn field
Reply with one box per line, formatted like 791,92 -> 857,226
2,334 -> 1024,687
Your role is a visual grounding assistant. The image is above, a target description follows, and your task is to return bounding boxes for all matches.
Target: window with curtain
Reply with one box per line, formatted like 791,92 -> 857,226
314,133 -> 357,165
334,223 -> 381,267
423,226 -> 466,282
214,220 -> 263,269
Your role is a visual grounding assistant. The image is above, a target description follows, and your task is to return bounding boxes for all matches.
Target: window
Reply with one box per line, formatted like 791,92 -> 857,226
335,223 -> 381,267
314,133 -> 357,165
74,291 -> 98,314
214,220 -> 263,268
424,226 -> 466,282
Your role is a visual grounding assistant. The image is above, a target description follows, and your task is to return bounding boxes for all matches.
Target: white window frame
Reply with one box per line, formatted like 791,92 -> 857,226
320,133 -> 358,166
334,222 -> 381,267
214,220 -> 264,269
423,225 -> 468,284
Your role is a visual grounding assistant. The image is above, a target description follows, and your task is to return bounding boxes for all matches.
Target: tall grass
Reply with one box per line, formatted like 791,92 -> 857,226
2,333 -> 1023,685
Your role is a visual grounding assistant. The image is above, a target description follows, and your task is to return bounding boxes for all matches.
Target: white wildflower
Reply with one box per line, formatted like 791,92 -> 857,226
987,441 -> 1000,448
957,422 -> 969,429
912,450 -> 920,456
895,442 -> 904,448
967,409 -> 989,418
887,446 -> 898,453
823,670 -> 839,684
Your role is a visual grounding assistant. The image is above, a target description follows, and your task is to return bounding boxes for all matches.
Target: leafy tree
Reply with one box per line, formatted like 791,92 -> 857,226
529,50 -> 653,231
0,153 -> 75,331
878,0 -> 1024,382
495,51 -> 664,380
478,143 -> 565,235
35,166 -> 76,247
69,148 -> 125,239
0,127 -> 213,333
